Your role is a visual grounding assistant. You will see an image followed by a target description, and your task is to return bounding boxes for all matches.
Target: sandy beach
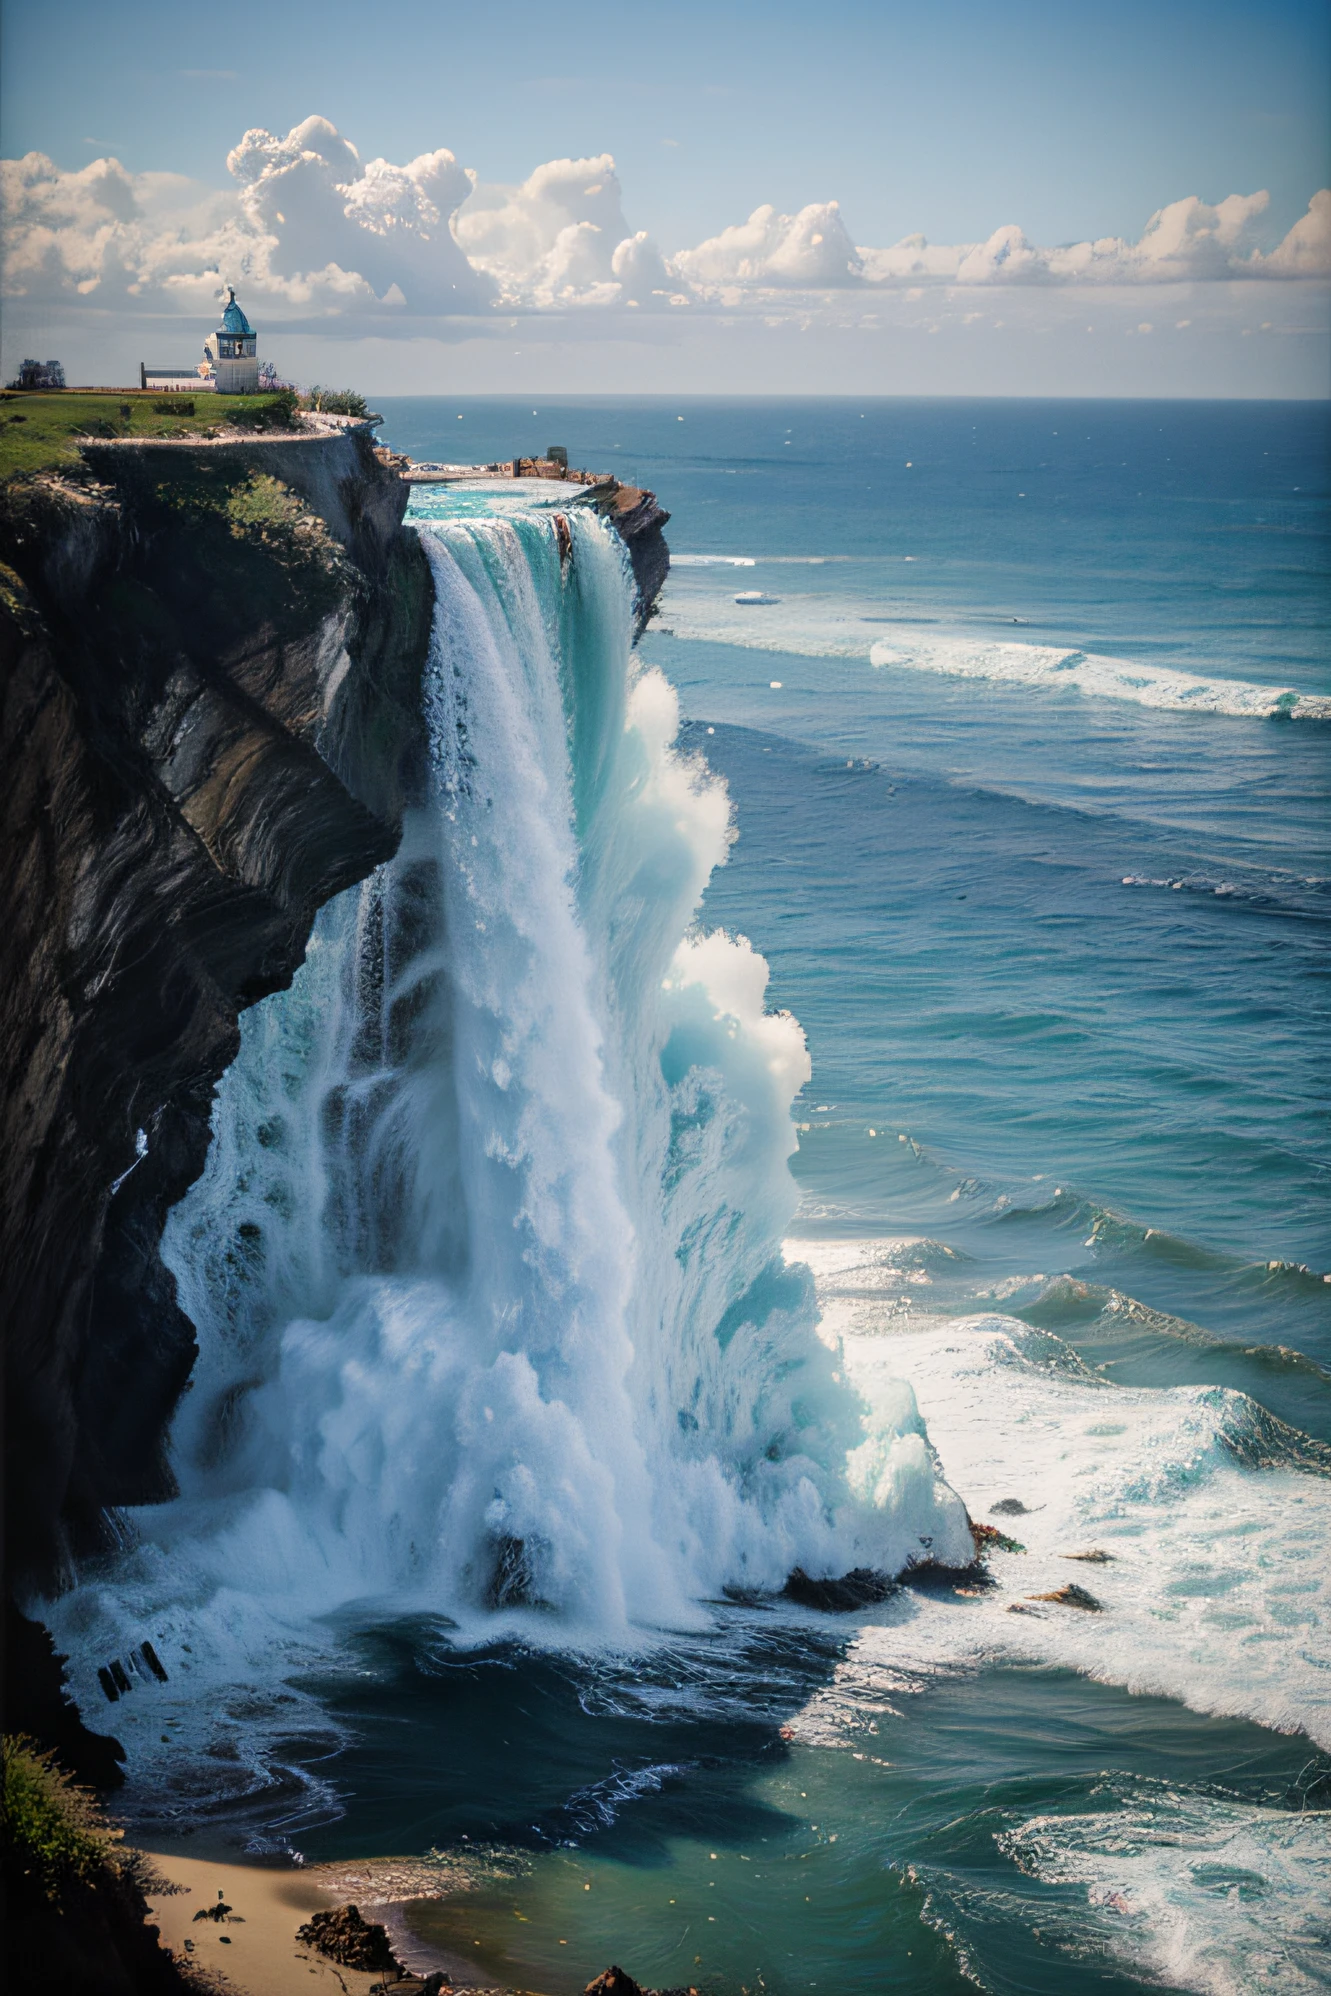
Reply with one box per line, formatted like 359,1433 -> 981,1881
142,1850 -> 497,1996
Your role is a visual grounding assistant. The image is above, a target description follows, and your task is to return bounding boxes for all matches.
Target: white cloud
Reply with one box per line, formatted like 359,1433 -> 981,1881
452,153 -> 677,310
2,112 -> 1327,371
1255,188 -> 1331,276
454,153 -> 626,292
611,231 -> 676,308
228,115 -> 489,311
674,201 -> 862,288
854,189 -> 1329,289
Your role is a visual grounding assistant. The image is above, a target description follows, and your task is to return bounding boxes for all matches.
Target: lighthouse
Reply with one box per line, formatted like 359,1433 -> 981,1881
204,289 -> 259,394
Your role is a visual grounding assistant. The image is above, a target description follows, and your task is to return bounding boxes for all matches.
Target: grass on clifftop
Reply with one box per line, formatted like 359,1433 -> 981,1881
0,389 -> 299,479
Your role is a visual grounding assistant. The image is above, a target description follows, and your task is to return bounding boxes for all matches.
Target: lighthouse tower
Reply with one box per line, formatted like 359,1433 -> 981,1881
204,289 -> 259,394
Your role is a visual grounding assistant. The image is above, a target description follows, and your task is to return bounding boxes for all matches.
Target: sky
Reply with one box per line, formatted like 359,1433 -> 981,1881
2,0 -> 1329,395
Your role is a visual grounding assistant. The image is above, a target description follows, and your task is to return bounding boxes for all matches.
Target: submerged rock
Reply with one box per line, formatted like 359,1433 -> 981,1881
990,1498 -> 1031,1516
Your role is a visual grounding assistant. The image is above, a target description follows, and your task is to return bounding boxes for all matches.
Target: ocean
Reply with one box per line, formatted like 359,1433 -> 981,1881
47,399 -> 1330,1995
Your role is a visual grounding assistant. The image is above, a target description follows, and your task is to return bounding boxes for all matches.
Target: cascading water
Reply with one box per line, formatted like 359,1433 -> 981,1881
47,501 -> 969,1792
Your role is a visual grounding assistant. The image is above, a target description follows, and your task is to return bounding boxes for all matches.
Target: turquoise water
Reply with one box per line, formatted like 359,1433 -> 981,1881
58,401 -> 1329,1995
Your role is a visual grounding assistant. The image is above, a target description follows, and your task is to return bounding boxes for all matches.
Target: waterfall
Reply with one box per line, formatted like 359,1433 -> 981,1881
49,506 -> 969,1773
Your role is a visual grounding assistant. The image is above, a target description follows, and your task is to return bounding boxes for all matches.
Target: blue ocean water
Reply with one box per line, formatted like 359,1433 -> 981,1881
54,401 -> 1330,1996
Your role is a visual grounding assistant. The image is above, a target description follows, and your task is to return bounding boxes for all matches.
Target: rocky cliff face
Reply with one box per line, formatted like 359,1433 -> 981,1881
0,430 -> 432,1683
593,481 -> 671,640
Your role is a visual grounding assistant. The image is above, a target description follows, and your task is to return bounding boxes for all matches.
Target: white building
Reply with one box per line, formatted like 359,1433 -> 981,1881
203,289 -> 259,394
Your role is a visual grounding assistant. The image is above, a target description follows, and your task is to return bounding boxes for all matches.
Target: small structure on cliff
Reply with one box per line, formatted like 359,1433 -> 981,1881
141,288 -> 260,394
204,288 -> 260,394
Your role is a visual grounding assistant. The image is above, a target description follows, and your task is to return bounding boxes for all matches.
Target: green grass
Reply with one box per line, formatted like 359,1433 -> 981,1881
0,388 -> 298,479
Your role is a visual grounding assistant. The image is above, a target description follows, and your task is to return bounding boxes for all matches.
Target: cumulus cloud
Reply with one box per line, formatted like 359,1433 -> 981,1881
674,201 -> 862,288
0,114 -> 493,332
453,154 -> 676,308
1255,188 -> 1331,276
2,111 -> 1326,361
227,114 -> 490,310
853,189 -> 1331,289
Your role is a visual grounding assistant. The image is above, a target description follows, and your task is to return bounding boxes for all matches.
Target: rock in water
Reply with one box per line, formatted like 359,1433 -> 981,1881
783,1566 -> 897,1611
585,1972 -> 645,1996
296,1903 -> 403,1973
1028,1583 -> 1104,1612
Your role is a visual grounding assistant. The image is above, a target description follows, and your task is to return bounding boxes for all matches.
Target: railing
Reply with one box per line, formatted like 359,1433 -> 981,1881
140,366 -> 216,391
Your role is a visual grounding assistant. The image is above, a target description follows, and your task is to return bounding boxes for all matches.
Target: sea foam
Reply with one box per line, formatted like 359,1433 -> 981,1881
798,1238 -> 1331,1752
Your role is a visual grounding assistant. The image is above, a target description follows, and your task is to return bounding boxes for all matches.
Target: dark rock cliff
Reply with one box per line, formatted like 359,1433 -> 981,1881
593,480 -> 671,640
0,430 -> 433,1753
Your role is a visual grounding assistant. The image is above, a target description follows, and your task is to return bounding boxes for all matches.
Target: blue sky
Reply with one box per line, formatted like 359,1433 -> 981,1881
3,0 -> 1328,393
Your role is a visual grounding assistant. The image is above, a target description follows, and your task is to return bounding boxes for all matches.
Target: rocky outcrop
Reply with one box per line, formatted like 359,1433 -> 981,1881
296,1903 -> 404,1973
0,427 -> 433,1739
591,480 -> 670,637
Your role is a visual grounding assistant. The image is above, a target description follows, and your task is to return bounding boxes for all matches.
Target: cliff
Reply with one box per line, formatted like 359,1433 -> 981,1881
0,427 -> 433,1758
592,479 -> 671,638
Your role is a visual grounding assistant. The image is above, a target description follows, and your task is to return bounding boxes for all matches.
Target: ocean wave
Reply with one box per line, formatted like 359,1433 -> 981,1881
997,1783 -> 1331,1996
992,1189 -> 1329,1291
655,579 -> 1331,719
1020,1276 -> 1331,1389
868,636 -> 1331,720
670,555 -> 851,567
795,1266 -> 1331,1750
1121,870 -> 1331,909
555,1759 -> 692,1840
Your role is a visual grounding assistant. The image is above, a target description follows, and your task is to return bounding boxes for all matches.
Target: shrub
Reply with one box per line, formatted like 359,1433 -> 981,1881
225,471 -> 306,536
299,385 -> 369,418
153,398 -> 193,416
228,387 -> 299,431
1,1736 -> 123,1904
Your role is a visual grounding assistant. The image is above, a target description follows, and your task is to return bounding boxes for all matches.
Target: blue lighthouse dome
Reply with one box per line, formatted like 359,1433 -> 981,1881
220,287 -> 253,335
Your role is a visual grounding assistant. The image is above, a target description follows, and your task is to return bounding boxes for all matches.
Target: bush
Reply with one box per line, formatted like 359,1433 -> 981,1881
227,387 -> 299,431
1,1736 -> 123,1904
153,398 -> 193,416
299,385 -> 369,418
